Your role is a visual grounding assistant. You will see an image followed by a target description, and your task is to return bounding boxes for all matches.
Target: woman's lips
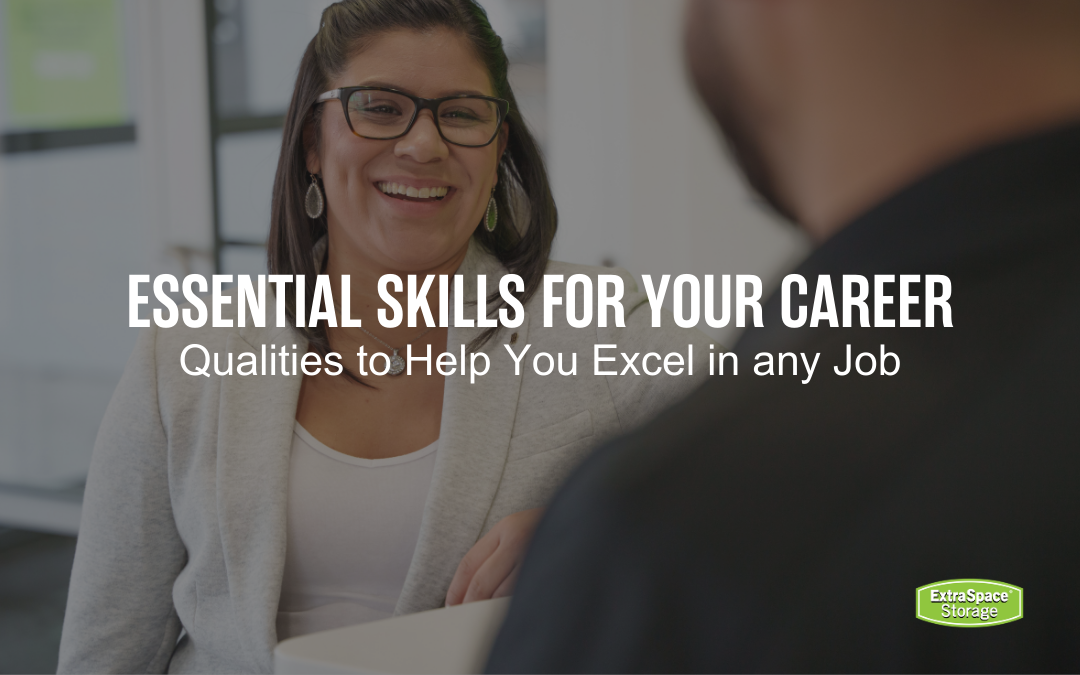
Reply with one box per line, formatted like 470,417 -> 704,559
372,180 -> 456,214
375,180 -> 450,201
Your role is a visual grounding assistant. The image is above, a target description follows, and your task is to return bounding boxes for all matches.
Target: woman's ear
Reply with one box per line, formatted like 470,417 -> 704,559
496,121 -> 509,165
303,118 -> 321,175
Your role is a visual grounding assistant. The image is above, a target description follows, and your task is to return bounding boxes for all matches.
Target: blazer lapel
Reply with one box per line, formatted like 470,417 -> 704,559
394,245 -> 529,615
215,325 -> 302,671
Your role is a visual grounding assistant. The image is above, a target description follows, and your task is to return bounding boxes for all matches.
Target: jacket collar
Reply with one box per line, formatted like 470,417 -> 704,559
216,330 -> 302,671
395,239 -> 527,614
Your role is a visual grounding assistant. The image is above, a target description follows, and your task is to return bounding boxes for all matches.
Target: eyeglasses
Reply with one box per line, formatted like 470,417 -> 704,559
315,86 -> 510,148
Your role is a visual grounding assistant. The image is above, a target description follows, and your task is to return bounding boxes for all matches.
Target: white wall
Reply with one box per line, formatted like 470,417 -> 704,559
243,0 -> 333,116
137,0 -> 216,256
547,0 -> 808,346
0,0 -> 212,492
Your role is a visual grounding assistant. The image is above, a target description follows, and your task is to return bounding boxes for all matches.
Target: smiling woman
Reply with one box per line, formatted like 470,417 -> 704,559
57,2 -> 714,673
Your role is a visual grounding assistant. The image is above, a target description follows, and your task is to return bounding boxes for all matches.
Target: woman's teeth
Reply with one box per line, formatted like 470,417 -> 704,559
377,182 -> 449,199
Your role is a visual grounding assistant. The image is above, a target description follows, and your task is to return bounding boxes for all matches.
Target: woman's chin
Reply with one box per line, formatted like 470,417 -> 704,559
330,214 -> 473,274
372,234 -> 473,274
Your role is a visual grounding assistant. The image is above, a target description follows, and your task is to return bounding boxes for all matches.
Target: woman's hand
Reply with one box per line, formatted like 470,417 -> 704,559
445,508 -> 544,606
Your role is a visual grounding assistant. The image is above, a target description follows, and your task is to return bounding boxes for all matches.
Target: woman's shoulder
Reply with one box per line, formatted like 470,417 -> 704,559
516,257 -> 648,326
524,259 -> 644,316
511,258 -> 711,434
522,257 -> 709,349
541,259 -> 637,285
151,287 -> 292,352
133,288 -> 299,398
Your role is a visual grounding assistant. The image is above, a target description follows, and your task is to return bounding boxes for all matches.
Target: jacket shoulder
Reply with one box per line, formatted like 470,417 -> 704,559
541,260 -> 637,287
152,286 -> 290,353
523,260 -> 642,316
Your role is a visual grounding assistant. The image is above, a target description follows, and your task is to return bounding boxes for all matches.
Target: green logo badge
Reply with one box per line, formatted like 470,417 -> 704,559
916,579 -> 1023,627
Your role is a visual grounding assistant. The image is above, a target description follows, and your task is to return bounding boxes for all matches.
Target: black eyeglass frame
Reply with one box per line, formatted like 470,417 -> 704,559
315,86 -> 510,148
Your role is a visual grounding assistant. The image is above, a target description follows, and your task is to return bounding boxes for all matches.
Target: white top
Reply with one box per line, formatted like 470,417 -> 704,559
276,423 -> 439,642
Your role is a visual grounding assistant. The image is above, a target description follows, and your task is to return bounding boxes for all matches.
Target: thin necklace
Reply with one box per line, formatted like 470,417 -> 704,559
357,325 -> 436,376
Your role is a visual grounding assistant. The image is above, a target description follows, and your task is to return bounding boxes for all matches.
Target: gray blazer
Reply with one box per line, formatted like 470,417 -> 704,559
58,244 -> 712,673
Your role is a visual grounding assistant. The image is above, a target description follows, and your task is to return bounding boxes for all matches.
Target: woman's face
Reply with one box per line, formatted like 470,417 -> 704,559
309,28 -> 506,275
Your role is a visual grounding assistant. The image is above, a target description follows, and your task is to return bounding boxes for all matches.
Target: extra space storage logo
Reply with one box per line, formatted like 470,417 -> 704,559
916,579 -> 1023,627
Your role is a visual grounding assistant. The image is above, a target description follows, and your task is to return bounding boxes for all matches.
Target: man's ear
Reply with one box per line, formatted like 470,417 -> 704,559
304,118 -> 321,175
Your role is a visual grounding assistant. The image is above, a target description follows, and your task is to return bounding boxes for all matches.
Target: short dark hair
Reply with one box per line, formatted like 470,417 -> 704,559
269,0 -> 556,355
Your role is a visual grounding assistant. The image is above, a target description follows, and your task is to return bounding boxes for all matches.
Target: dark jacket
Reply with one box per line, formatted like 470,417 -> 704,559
487,122 -> 1080,673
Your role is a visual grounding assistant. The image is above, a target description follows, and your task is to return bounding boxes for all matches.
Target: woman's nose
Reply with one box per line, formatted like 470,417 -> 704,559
394,111 -> 449,163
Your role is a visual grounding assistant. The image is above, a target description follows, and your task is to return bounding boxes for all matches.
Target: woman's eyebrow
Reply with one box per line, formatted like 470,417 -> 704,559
356,79 -> 404,91
355,80 -> 489,97
439,89 -> 488,97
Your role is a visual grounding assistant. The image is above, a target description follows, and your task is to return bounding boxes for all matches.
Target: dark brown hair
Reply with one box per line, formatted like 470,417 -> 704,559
268,0 -> 556,356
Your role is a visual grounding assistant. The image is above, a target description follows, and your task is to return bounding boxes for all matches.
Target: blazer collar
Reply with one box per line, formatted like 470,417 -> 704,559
395,240 -> 527,614
215,329 -> 304,671
214,228 -> 322,664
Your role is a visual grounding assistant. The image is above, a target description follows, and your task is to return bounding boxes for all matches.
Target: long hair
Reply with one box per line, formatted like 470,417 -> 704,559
268,0 -> 556,357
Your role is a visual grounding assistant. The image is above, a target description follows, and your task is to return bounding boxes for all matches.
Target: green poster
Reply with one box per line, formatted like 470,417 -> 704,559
4,0 -> 127,129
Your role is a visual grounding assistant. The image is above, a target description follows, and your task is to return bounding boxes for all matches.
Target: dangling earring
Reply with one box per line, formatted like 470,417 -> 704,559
484,187 -> 497,232
305,172 -> 325,219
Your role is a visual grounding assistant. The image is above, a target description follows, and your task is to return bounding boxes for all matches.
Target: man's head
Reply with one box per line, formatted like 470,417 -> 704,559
684,1 -> 797,224
685,0 -> 1080,242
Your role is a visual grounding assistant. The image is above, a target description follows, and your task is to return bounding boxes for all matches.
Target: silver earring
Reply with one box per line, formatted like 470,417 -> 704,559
484,190 -> 497,232
305,173 -> 325,219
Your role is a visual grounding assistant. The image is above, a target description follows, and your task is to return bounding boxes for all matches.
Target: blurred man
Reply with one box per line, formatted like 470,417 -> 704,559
487,1 -> 1080,671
